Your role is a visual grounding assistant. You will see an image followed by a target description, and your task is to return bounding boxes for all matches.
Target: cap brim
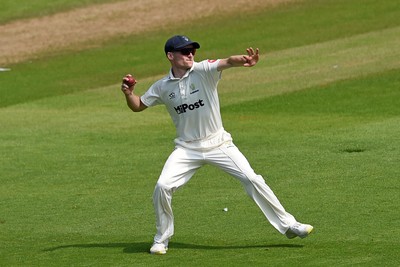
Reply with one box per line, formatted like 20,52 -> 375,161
176,41 -> 200,50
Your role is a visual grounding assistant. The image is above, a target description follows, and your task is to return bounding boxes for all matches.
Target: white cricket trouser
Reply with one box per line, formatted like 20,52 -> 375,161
152,141 -> 297,244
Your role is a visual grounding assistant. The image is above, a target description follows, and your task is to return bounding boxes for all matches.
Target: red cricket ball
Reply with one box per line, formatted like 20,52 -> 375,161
123,74 -> 136,87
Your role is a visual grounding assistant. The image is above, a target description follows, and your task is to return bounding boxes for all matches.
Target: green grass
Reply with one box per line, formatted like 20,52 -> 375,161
1,0 -> 400,107
1,0 -> 400,266
0,0 -> 122,23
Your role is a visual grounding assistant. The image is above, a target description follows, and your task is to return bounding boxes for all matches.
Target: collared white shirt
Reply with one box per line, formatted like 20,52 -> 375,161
141,59 -> 232,149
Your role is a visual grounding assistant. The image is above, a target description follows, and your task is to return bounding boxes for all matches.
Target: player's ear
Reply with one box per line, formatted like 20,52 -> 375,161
167,52 -> 174,60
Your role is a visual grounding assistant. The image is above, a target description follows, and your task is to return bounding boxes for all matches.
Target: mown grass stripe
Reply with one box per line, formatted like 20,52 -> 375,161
219,26 -> 400,105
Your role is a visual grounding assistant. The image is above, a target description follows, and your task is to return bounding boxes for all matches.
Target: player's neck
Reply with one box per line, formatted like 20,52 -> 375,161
171,67 -> 190,79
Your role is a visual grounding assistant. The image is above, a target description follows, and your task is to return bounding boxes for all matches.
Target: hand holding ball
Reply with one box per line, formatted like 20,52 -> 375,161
121,74 -> 137,89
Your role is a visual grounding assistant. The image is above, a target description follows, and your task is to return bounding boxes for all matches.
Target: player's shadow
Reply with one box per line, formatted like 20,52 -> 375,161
44,242 -> 303,254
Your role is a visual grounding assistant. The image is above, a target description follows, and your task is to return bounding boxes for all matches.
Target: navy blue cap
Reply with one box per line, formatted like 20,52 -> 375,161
164,35 -> 200,54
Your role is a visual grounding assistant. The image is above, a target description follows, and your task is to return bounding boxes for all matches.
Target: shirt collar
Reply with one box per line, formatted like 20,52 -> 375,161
168,64 -> 195,80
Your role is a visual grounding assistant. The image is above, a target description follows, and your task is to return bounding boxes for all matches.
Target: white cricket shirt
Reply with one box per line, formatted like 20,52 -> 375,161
141,59 -> 232,150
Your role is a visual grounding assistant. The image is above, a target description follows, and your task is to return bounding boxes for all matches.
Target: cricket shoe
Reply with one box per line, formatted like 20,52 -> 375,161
285,222 -> 314,239
150,242 -> 168,255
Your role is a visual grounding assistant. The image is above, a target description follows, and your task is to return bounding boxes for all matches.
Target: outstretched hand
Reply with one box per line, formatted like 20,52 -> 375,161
243,47 -> 259,67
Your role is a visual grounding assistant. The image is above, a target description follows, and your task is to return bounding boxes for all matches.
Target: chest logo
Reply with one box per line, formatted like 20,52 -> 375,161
174,99 -> 205,114
169,92 -> 176,99
190,83 -> 199,94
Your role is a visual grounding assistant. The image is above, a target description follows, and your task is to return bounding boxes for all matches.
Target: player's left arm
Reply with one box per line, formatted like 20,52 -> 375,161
217,47 -> 259,71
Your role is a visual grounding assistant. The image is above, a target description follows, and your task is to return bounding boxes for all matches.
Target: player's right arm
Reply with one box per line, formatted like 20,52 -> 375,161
122,89 -> 147,112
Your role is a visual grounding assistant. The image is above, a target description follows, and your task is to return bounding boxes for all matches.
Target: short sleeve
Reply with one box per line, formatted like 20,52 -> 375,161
140,81 -> 163,107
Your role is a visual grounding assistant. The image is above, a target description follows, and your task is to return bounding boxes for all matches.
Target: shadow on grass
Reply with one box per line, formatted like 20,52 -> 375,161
44,242 -> 303,254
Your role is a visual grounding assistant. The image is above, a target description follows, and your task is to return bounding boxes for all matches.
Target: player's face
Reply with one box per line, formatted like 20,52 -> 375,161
169,45 -> 196,70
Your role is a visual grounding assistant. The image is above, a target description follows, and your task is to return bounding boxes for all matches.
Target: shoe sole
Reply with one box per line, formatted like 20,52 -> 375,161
150,247 -> 168,255
151,250 -> 167,255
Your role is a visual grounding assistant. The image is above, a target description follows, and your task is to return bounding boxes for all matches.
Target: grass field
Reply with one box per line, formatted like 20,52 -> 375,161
1,0 -> 399,266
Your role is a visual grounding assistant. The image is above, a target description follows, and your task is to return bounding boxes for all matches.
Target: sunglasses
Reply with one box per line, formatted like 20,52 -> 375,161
175,48 -> 196,56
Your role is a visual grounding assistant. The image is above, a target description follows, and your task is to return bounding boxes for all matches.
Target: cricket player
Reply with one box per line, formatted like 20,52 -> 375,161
121,35 -> 313,255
